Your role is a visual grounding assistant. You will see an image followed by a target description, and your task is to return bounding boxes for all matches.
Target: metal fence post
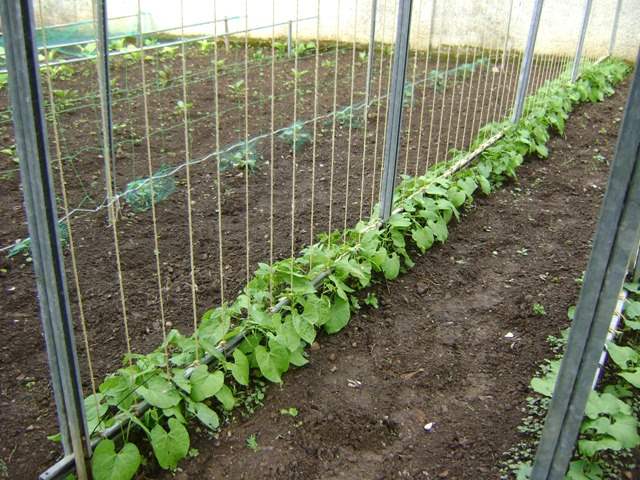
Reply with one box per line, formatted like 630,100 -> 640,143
570,0 -> 593,82
365,0 -> 378,102
531,48 -> 640,480
224,16 -> 230,51
94,0 -> 118,222
608,0 -> 623,56
287,20 -> 293,57
0,1 -> 90,479
511,0 -> 544,123
379,0 -> 413,220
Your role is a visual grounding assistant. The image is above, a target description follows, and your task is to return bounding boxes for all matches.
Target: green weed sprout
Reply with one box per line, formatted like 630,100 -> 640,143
219,142 -> 261,172
8,221 -> 69,258
123,165 -> 176,213
278,122 -> 311,152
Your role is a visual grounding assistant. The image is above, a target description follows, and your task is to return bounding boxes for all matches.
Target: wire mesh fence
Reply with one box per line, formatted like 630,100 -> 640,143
0,0 -> 637,478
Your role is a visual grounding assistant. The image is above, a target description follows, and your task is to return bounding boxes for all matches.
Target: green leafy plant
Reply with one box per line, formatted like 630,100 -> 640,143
228,79 -> 245,100
533,303 -> 547,316
278,122 -> 311,152
123,165 -> 176,213
246,434 -> 259,452
364,292 -> 379,309
332,105 -> 364,128
159,46 -> 179,60
252,49 -> 266,62
294,41 -> 316,57
321,59 -> 335,69
219,142 -> 261,172
46,58 -> 628,480
280,407 -> 298,417
273,41 -> 287,57
197,39 -> 213,53
174,100 -> 193,116
8,220 -> 69,258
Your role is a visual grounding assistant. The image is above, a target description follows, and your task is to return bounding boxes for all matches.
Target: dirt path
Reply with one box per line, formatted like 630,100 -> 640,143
153,80 -> 631,480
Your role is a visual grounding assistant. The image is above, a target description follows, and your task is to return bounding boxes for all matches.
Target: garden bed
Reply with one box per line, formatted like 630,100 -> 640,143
150,76 -> 631,480
0,38 -> 599,478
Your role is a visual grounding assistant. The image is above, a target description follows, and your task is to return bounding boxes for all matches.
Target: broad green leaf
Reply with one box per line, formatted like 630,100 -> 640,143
289,347 -> 309,367
585,391 -> 631,419
381,253 -> 400,280
578,437 -> 622,457
411,226 -> 434,253
388,213 -> 411,228
275,316 -> 302,352
254,342 -> 290,383
324,296 -> 351,334
427,217 -> 448,243
565,459 -> 603,480
92,440 -> 141,480
192,401 -> 219,430
619,369 -> 640,389
624,319 -> 640,330
215,384 -> 236,410
138,376 -> 181,409
231,349 -> 249,386
150,418 -> 190,470
606,342 -> 639,370
608,413 -> 640,448
171,368 -> 191,394
624,299 -> 640,319
293,312 -> 316,344
85,394 -> 108,433
190,366 -> 224,402
447,189 -> 466,208
477,175 -> 491,195
302,295 -> 330,326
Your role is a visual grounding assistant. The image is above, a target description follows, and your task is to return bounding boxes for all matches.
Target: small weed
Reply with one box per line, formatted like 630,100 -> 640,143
123,165 -> 176,213
246,434 -> 259,452
197,40 -> 212,53
280,407 -> 299,417
532,303 -> 546,316
220,142 -> 261,172
358,51 -> 368,63
228,80 -> 245,100
174,100 -> 193,116
593,153 -> 606,163
321,59 -> 335,69
517,247 -> 529,256
252,49 -> 266,62
278,122 -> 311,152
364,292 -> 379,309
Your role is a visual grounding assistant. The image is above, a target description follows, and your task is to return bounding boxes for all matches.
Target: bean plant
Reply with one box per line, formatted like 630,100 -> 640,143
41,59 -> 629,480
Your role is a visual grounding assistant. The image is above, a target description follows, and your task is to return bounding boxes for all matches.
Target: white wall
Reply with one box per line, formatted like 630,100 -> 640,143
39,0 -> 639,61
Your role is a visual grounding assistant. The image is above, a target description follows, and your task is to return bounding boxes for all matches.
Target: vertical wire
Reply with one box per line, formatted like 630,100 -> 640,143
414,0 -> 436,175
212,0 -> 226,309
482,16 -> 499,127
269,0 -> 276,301
460,45 -> 478,149
343,0 -> 359,237
453,45 -> 470,151
179,0 -> 199,360
309,1 -> 321,247
358,0 -> 375,220
504,47 -> 522,120
137,0 -> 169,369
424,41 -> 441,173
476,2 -> 496,135
328,0 -> 341,239
38,0 -> 99,410
433,45 -> 451,164
370,0 -> 389,214
492,0 -> 513,123
91,0 -> 132,362
290,0 -> 300,281
402,0 -> 424,175
468,12 -> 490,145
444,44 -> 461,158
243,0 -> 251,285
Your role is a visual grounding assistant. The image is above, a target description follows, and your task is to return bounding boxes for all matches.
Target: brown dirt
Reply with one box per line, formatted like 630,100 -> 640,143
0,38 -> 621,479
152,79 -> 628,480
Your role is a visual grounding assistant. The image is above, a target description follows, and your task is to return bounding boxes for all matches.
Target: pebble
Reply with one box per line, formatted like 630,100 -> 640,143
328,353 -> 336,361
310,342 -> 320,351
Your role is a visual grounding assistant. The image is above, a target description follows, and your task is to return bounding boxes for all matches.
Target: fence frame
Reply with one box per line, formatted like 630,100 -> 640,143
0,1 -> 91,479
531,50 -> 640,479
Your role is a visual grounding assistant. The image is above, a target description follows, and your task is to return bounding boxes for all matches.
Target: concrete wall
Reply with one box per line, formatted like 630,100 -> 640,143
38,0 -> 639,61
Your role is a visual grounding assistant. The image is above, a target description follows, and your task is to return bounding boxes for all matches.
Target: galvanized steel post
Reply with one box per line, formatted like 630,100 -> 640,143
531,49 -> 640,480
511,0 -> 544,123
570,0 -> 593,82
0,1 -> 90,478
608,0 -> 623,56
379,0 -> 413,220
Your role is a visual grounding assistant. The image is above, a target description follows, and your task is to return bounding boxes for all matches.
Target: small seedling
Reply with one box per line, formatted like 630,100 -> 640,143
278,122 -> 311,152
358,51 -> 368,63
197,40 -> 212,53
174,100 -> 193,116
321,59 -> 335,69
220,142 -> 261,172
364,292 -> 379,309
123,165 -> 176,213
517,247 -> 528,256
228,79 -> 245,99
532,303 -> 547,316
246,434 -> 259,452
280,407 -> 299,417
252,49 -> 266,62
